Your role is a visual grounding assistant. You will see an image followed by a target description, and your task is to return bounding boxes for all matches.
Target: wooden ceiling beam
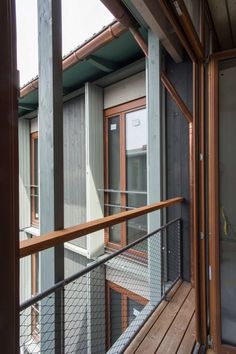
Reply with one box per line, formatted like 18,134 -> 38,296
129,0 -> 183,63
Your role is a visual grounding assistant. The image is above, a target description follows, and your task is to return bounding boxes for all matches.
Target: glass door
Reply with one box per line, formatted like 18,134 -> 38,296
208,49 -> 236,354
104,98 -> 147,251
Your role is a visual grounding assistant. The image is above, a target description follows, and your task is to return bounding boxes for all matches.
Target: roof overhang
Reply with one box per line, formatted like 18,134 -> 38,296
19,20 -> 147,118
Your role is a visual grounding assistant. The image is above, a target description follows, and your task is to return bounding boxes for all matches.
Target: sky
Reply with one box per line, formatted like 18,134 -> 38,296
16,0 -> 114,86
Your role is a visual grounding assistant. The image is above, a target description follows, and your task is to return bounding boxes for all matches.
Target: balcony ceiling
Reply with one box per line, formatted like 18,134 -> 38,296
208,0 -> 236,50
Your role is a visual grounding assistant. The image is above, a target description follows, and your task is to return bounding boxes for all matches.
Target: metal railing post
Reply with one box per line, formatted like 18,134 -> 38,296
177,218 -> 182,279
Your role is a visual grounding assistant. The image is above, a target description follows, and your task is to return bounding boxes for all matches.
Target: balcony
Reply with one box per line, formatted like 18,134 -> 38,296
125,281 -> 195,354
19,197 -> 197,354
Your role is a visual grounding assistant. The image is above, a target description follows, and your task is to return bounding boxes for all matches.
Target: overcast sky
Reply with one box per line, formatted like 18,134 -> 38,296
16,0 -> 114,86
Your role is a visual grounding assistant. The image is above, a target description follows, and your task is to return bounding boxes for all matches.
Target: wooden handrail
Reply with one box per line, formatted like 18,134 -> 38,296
20,197 -> 184,258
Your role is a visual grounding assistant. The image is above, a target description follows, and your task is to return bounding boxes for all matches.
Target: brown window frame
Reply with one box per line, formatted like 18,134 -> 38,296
104,97 -> 147,254
208,49 -> 236,354
106,280 -> 147,350
31,132 -> 39,226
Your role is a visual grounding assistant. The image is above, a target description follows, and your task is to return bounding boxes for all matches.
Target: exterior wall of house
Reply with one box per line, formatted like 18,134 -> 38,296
85,83 -> 104,259
19,94 -> 87,307
63,94 -> 87,248
19,118 -> 31,304
165,52 -> 192,282
19,67 -> 152,352
64,249 -> 89,353
19,118 -> 32,343
64,249 -> 106,353
104,71 -> 145,109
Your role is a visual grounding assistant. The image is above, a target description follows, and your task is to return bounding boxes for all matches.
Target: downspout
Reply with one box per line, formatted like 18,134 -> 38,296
100,0 -> 148,57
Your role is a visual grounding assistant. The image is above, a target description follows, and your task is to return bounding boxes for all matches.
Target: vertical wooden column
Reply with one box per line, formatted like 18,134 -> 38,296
0,0 -> 19,352
199,62 -> 207,344
38,0 -> 64,352
85,82 -> 104,259
192,62 -> 201,343
147,30 -> 162,303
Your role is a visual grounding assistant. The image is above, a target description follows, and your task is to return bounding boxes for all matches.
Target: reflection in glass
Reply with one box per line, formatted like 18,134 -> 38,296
34,138 -> 39,219
219,58 -> 236,346
110,289 -> 122,346
127,298 -> 144,325
108,116 -> 121,243
126,109 -> 147,247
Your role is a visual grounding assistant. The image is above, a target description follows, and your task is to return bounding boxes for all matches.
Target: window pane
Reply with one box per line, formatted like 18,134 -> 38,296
34,138 -> 39,220
108,117 -> 121,243
109,206 -> 121,244
219,58 -> 236,346
110,288 -> 122,346
127,298 -> 144,326
125,109 -> 147,246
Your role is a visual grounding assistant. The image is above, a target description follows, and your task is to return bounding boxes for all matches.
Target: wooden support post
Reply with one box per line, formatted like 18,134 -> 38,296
0,1 -> 19,352
147,30 -> 162,303
38,0 -> 64,352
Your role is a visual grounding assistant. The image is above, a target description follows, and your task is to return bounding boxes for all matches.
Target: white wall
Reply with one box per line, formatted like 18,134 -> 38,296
104,71 -> 145,109
30,117 -> 38,133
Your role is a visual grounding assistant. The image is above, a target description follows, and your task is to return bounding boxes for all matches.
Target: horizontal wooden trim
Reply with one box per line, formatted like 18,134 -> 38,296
161,72 -> 193,124
104,97 -> 146,118
20,197 -> 184,258
107,280 -> 148,306
211,48 -> 236,60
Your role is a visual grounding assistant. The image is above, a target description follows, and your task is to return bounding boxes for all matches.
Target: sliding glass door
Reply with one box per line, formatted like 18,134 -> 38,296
209,49 -> 236,354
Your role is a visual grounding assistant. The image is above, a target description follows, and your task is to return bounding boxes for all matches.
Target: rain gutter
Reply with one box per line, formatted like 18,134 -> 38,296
20,21 -> 126,99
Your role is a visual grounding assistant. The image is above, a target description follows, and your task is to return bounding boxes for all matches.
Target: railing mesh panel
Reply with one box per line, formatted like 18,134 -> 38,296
20,219 -> 181,354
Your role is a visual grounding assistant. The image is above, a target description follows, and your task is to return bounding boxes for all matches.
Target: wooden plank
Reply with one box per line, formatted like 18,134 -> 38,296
191,62 -> 201,342
176,314 -> 195,354
135,282 -> 191,354
158,0 -> 196,63
161,72 -> 193,124
104,97 -> 146,117
129,0 -> 183,63
20,197 -> 184,258
173,0 -> 204,60
85,83 -> 104,258
199,62 -> 207,344
37,0 -> 64,351
147,30 -> 162,303
0,0 -> 19,352
124,280 -> 182,354
156,289 -> 195,354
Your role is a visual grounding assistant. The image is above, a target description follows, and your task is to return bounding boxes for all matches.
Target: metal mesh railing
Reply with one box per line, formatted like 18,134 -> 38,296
20,218 -> 181,354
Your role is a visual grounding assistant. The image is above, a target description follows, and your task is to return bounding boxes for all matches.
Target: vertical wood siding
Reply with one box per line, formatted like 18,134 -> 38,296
63,95 -> 87,248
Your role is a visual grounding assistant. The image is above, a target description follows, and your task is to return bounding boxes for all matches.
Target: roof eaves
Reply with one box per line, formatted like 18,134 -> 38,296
20,20 -> 126,98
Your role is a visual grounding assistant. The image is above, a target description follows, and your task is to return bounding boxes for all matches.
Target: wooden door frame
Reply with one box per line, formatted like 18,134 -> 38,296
31,131 -> 39,226
208,48 -> 236,354
104,97 -> 146,251
106,280 -> 148,349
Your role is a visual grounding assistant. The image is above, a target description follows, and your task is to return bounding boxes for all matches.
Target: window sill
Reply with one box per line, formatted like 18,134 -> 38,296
24,226 -> 40,237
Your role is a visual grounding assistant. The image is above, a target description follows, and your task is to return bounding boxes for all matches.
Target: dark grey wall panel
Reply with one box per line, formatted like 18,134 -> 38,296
63,95 -> 87,248
165,53 -> 192,281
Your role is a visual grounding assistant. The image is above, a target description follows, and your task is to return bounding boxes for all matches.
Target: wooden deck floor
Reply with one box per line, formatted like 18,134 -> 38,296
124,281 -> 195,354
